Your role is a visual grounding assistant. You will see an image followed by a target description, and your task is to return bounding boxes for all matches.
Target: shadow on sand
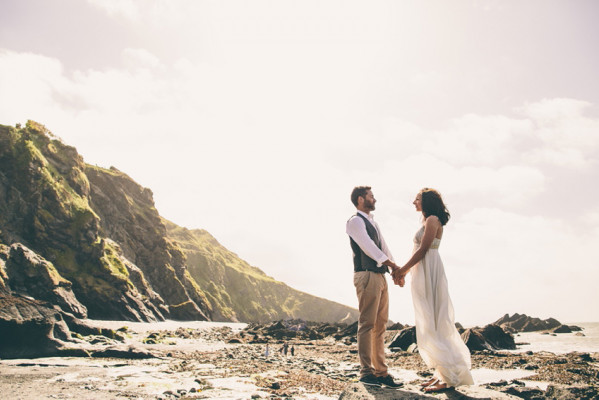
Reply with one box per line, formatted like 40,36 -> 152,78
339,382 -> 513,400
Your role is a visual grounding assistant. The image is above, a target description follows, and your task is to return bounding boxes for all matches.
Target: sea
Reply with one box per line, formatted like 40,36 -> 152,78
508,322 -> 599,354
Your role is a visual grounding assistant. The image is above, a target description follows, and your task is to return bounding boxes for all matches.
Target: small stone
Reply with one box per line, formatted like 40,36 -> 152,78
487,380 -> 508,387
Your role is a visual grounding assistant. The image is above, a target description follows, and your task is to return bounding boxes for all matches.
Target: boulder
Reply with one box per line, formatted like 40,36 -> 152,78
461,324 -> 515,351
0,292 -> 87,358
91,345 -> 156,359
5,243 -> 87,318
461,328 -> 490,351
494,313 -> 564,333
551,324 -> 572,334
333,321 -> 357,340
569,325 -> 583,332
388,326 -> 417,351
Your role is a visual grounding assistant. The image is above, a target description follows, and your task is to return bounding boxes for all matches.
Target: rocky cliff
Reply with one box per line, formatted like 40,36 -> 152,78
0,121 -> 358,324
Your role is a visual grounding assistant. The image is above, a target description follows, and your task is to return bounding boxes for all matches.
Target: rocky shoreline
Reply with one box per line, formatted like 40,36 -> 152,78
1,320 -> 597,400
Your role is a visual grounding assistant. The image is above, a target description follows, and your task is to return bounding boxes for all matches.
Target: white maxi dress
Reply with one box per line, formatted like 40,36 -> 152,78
411,226 -> 474,387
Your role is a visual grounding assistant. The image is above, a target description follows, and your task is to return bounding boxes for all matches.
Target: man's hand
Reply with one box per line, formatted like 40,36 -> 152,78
393,273 -> 406,287
398,276 -> 405,287
391,267 -> 406,287
391,266 -> 401,281
383,260 -> 406,287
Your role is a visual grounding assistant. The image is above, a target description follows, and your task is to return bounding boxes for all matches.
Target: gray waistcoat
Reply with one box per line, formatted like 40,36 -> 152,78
349,213 -> 388,274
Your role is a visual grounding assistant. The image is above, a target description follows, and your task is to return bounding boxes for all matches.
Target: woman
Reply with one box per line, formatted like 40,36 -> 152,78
393,188 -> 474,393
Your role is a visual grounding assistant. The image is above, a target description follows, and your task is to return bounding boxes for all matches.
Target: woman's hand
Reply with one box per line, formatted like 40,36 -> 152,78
392,268 -> 407,286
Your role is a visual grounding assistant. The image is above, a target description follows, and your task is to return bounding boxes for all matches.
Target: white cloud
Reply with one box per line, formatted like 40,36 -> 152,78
521,98 -> 591,125
429,114 -> 534,166
86,0 -> 141,22
519,98 -> 599,169
122,48 -> 163,71
0,51 -> 69,122
525,147 -> 588,168
2,0 -> 599,326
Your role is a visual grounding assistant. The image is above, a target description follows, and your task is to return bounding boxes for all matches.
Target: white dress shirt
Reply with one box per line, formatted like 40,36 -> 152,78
346,210 -> 394,267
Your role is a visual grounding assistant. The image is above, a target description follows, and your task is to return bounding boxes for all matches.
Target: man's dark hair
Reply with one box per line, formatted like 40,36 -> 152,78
351,186 -> 371,207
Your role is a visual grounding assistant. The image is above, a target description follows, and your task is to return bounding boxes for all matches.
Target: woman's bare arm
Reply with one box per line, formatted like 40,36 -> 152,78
393,216 -> 440,279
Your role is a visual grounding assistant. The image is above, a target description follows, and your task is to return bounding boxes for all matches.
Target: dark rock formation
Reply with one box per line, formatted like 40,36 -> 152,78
90,345 -> 156,359
552,324 -> 573,333
494,313 -> 582,333
5,243 -> 87,318
388,326 -> 417,351
386,324 -> 515,352
0,288 -> 155,359
0,292 -> 88,358
333,321 -> 358,341
461,324 -> 516,351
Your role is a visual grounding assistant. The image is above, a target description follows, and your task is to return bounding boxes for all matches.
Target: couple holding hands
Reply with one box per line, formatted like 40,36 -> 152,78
346,186 -> 474,393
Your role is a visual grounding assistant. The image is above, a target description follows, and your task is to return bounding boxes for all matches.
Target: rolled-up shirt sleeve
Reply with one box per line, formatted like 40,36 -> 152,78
346,216 -> 391,267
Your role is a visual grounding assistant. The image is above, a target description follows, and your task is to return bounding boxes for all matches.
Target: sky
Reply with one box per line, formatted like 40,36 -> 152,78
1,0 -> 598,326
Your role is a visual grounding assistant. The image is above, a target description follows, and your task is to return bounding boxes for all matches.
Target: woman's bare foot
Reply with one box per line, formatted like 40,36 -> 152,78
419,378 -> 438,388
423,382 -> 452,393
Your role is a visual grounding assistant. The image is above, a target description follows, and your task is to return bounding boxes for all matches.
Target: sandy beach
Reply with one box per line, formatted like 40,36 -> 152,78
1,320 -> 598,399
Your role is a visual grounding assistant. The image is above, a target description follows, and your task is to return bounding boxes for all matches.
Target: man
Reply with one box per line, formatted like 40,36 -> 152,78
346,186 -> 403,388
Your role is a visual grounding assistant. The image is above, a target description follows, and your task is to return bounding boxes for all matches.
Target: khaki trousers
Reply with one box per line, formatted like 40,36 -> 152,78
354,271 -> 389,378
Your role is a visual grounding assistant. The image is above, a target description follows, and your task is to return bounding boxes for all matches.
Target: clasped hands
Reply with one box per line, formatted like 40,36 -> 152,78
389,264 -> 408,287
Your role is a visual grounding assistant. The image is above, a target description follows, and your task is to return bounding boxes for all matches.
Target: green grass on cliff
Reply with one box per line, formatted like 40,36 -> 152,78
165,220 -> 274,282
164,218 -> 359,323
2,121 -> 137,309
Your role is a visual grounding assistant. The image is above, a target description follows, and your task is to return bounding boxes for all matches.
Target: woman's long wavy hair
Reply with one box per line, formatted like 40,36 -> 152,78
420,188 -> 450,226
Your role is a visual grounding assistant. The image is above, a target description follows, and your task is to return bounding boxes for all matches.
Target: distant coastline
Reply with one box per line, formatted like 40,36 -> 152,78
511,321 -> 599,354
